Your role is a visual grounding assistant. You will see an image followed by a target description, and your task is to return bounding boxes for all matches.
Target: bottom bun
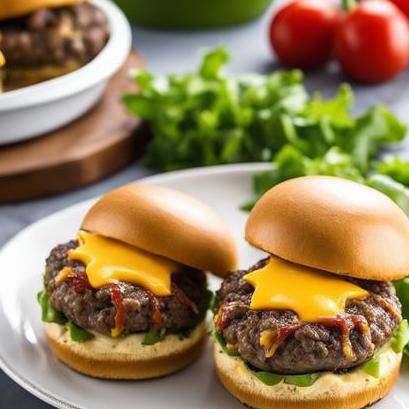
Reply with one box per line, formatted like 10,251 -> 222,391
45,320 -> 207,379
214,344 -> 401,409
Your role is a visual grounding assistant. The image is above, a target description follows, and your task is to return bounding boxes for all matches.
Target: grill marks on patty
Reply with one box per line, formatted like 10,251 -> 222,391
216,258 -> 402,374
0,3 -> 109,68
45,241 -> 207,336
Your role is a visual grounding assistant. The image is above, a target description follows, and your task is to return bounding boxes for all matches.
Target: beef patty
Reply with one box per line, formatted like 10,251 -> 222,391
45,241 -> 207,336
0,2 -> 108,67
215,258 -> 402,374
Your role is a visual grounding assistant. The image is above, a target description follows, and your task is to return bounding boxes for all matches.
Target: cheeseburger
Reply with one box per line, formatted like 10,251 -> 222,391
0,0 -> 109,91
38,184 -> 237,379
213,176 -> 409,409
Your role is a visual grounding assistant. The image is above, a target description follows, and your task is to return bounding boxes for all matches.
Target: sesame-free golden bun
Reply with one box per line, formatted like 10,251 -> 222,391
0,0 -> 80,20
214,343 -> 401,409
246,176 -> 409,281
46,321 -> 207,379
82,184 -> 238,276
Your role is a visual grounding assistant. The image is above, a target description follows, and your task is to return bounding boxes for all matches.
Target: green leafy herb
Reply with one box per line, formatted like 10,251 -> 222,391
125,48 -> 405,172
206,289 -> 219,313
65,321 -> 94,342
362,320 -> 409,377
142,329 -> 166,345
395,279 -> 409,323
362,356 -> 381,378
251,369 -> 319,387
253,371 -> 283,386
37,289 -> 67,325
377,156 -> 409,186
366,174 -> 409,214
391,320 -> 409,354
211,329 -> 239,356
284,373 -> 319,387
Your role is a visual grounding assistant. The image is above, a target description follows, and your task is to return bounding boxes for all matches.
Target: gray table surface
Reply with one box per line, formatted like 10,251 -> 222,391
2,2 -> 409,407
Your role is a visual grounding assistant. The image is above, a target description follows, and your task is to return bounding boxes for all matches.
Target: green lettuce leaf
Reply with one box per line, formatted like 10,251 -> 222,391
251,368 -> 319,387
362,356 -> 381,378
284,373 -> 319,387
253,371 -> 283,386
142,329 -> 166,346
38,288 -> 94,343
206,289 -> 219,314
199,47 -> 230,80
391,320 -> 409,354
37,289 -> 67,325
366,174 -> 409,214
211,330 -> 239,356
377,155 -> 409,187
362,320 -> 409,377
395,279 -> 409,323
125,48 -> 404,172
65,321 -> 94,342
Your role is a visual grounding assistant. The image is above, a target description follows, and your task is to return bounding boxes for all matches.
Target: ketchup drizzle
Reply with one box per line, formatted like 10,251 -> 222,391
375,295 -> 402,320
67,271 -> 93,293
110,281 -> 126,336
260,324 -> 301,357
215,301 -> 374,360
214,303 -> 248,332
172,283 -> 199,315
319,316 -> 356,359
146,290 -> 162,327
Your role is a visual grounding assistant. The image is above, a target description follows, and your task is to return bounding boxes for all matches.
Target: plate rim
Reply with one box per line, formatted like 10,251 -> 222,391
0,162 -> 268,409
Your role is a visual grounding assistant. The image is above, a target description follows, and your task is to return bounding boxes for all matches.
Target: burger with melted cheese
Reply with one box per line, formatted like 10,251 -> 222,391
0,0 -> 109,91
38,184 -> 237,379
213,176 -> 409,409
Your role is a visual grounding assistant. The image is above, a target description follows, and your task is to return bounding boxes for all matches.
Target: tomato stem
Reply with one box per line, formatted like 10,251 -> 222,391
342,0 -> 357,12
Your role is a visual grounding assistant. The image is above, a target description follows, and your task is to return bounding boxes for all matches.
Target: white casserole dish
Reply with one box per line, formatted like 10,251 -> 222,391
0,0 -> 132,145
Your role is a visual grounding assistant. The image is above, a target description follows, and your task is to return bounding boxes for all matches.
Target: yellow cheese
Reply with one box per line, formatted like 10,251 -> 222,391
244,256 -> 368,322
68,231 -> 178,296
0,52 -> 4,68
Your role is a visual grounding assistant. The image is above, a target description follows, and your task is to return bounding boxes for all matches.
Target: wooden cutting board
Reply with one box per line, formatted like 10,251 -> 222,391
0,51 -> 148,202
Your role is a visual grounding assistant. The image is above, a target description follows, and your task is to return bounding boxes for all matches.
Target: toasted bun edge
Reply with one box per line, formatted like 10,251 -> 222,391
45,320 -> 207,379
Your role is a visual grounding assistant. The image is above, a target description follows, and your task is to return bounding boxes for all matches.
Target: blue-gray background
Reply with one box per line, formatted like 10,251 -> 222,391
2,2 -> 409,407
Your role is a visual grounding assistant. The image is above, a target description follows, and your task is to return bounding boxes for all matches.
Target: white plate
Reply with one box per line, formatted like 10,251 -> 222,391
0,0 -> 131,145
0,163 -> 408,409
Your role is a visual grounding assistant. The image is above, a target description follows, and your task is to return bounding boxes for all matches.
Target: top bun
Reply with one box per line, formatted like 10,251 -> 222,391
246,176 -> 409,281
0,0 -> 80,20
82,184 -> 238,276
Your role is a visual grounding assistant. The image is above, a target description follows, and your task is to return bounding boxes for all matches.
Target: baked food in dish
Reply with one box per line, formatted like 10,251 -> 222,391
0,0 -> 109,91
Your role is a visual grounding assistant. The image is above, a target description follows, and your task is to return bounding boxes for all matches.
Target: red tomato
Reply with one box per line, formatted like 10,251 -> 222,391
390,0 -> 409,20
335,0 -> 409,83
269,0 -> 339,70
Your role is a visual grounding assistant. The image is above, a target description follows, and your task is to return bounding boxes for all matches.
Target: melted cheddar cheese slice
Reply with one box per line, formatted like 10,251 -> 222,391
68,231 -> 178,296
244,256 -> 368,322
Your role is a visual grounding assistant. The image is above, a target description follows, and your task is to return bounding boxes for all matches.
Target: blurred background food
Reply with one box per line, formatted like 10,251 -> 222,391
113,0 -> 274,28
0,0 -> 109,91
